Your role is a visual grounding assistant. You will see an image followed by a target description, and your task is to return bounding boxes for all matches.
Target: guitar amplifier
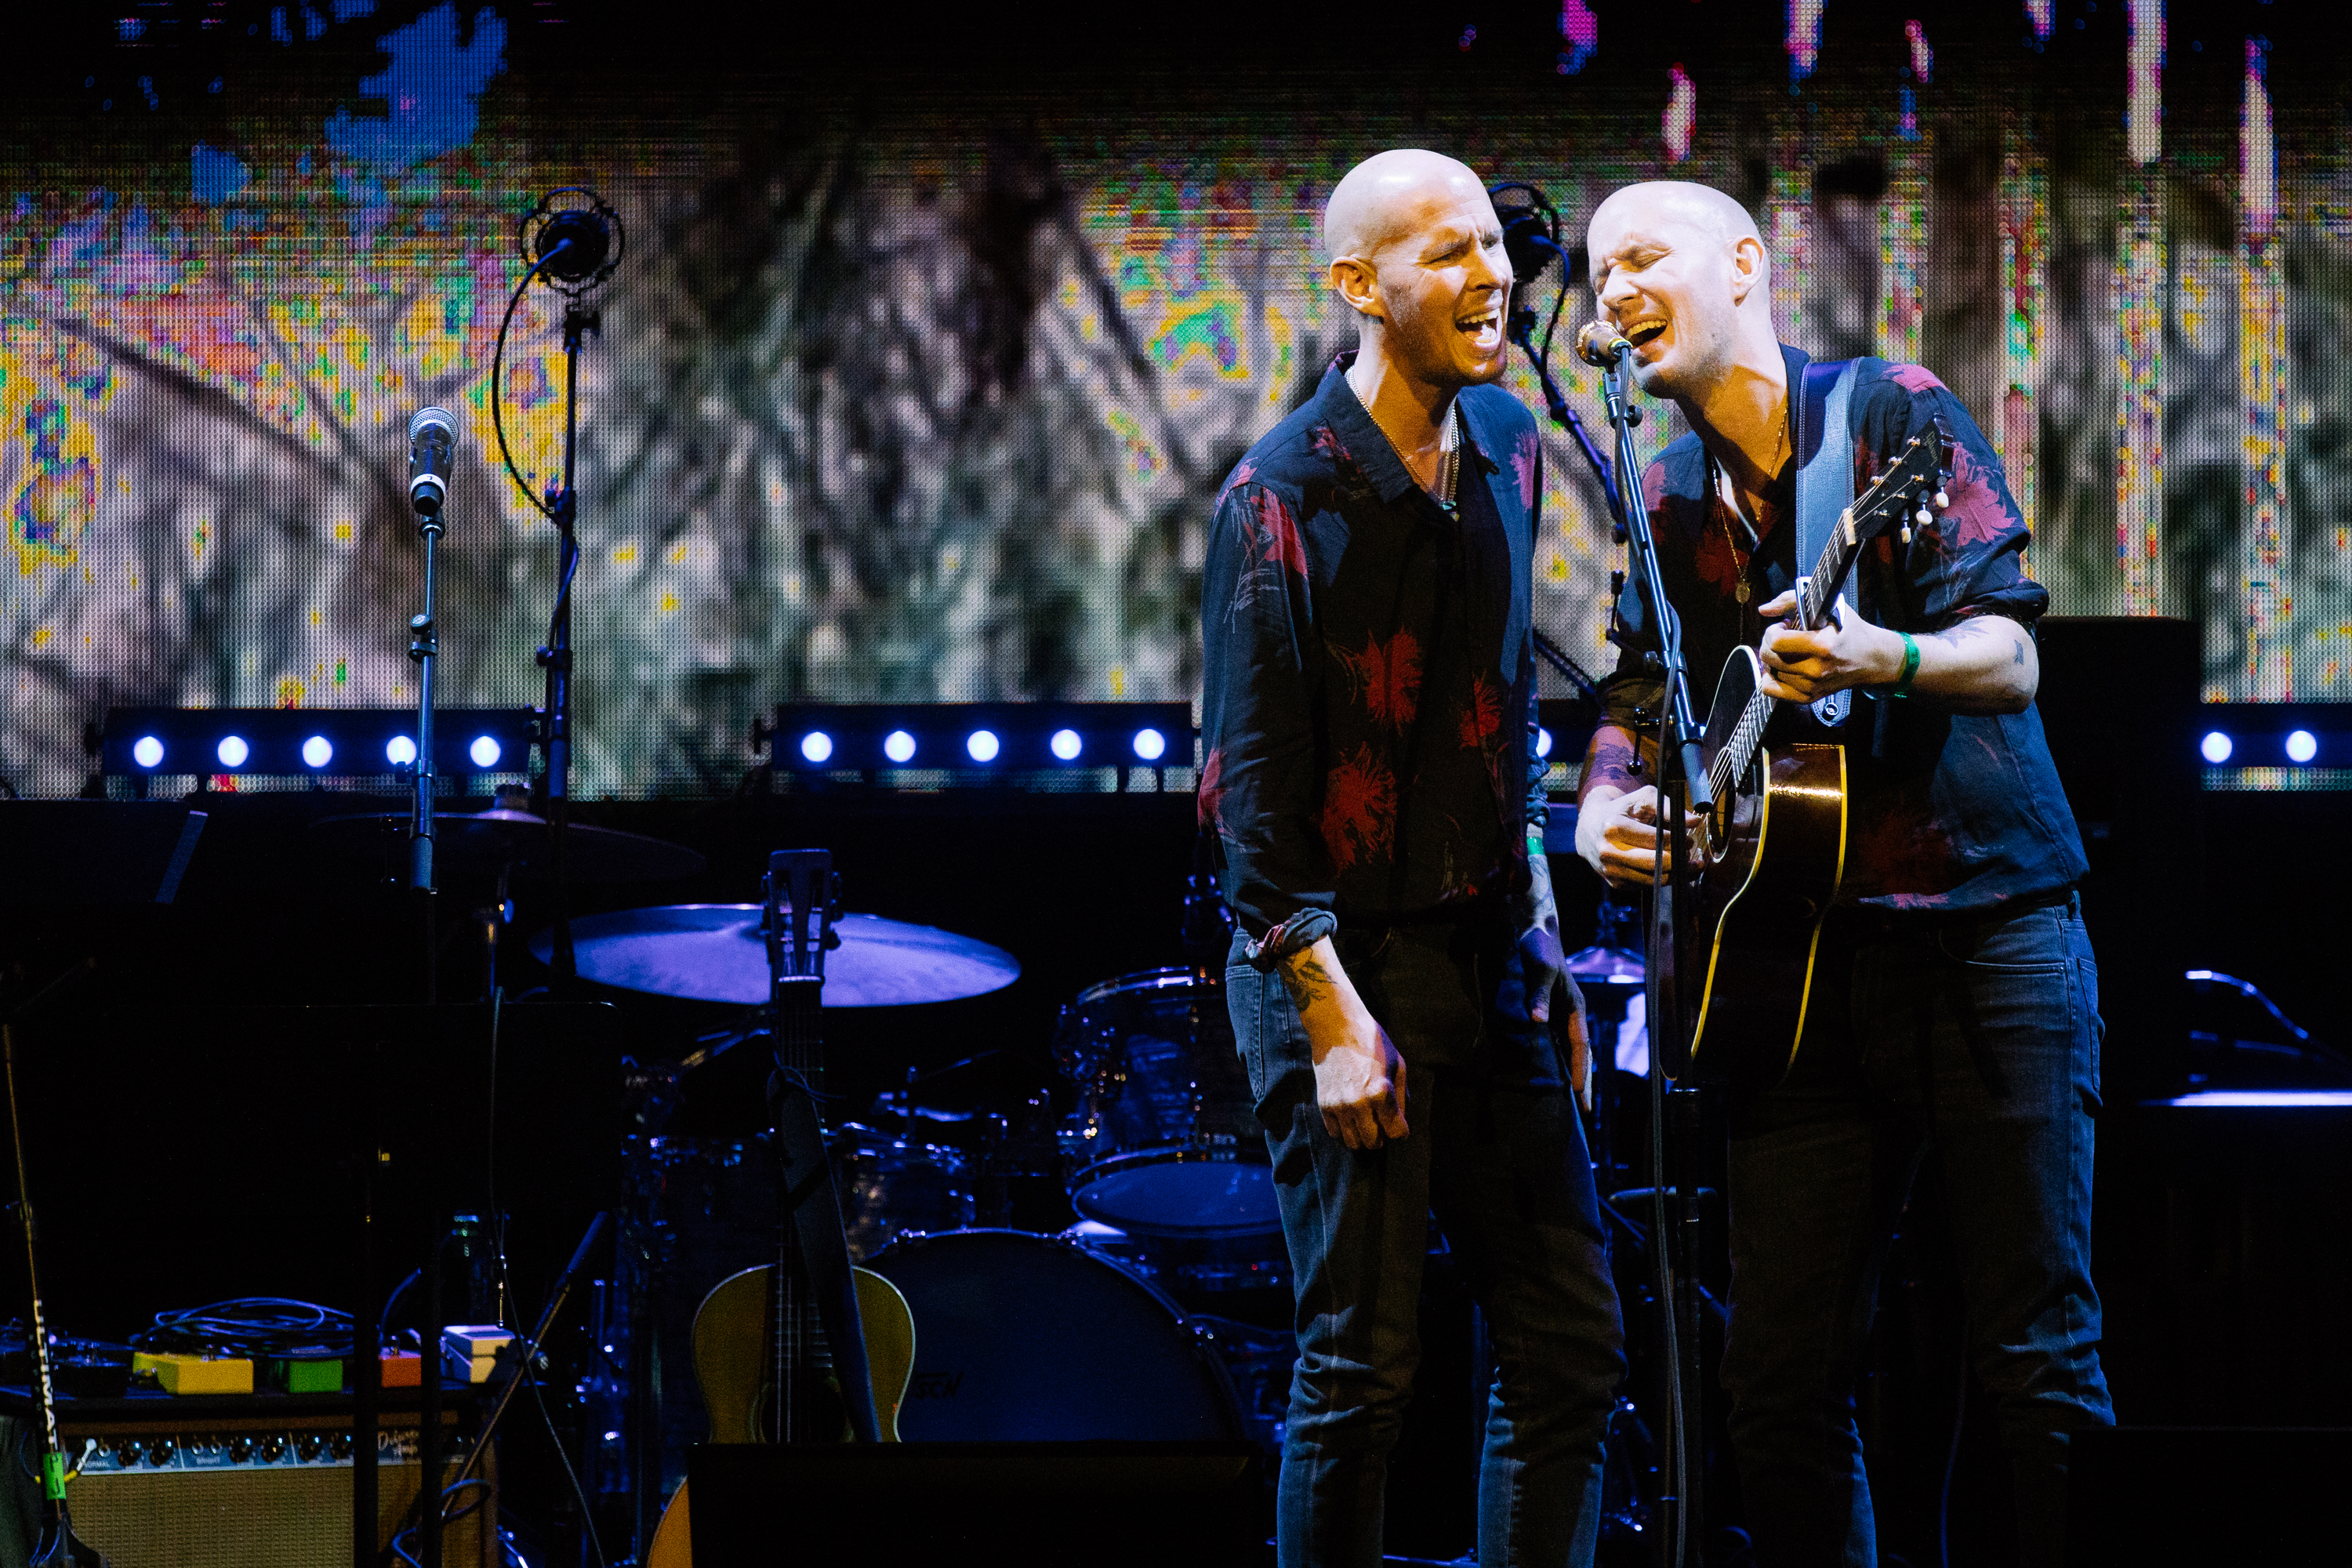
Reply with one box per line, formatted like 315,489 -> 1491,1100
36,1406 -> 493,1568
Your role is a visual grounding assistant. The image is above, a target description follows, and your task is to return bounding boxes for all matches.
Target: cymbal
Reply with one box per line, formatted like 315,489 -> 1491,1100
531,904 -> 1021,1008
310,809 -> 705,884
1564,944 -> 1645,986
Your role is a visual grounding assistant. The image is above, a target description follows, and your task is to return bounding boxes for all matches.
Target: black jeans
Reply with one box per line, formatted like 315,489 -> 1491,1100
1720,893 -> 2114,1567
1228,922 -> 1625,1568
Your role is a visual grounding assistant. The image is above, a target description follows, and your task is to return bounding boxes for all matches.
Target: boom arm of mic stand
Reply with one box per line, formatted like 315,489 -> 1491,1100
1512,324 -> 1621,524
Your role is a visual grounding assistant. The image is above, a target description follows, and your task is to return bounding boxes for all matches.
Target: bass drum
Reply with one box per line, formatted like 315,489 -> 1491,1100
863,1229 -> 1245,1443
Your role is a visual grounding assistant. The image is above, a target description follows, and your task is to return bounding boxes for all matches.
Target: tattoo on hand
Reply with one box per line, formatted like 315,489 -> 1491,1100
1280,954 -> 1334,1011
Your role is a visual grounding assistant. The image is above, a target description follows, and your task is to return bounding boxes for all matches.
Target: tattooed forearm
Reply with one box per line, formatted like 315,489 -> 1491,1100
1280,953 -> 1335,1011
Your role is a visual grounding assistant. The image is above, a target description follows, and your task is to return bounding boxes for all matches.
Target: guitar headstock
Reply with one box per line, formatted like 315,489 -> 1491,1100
1843,416 -> 1958,551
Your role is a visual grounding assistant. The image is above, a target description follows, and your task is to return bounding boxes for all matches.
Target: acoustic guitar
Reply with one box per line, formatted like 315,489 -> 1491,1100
643,1264 -> 915,1566
1678,419 -> 1955,1087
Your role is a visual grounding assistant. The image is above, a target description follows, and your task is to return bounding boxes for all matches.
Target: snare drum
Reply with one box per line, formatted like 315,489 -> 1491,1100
1057,968 -> 1283,1240
863,1229 -> 1246,1442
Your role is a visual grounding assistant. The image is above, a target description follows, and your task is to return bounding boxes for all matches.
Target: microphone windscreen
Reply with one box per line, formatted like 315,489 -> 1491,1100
409,406 -> 457,443
1574,322 -> 1632,369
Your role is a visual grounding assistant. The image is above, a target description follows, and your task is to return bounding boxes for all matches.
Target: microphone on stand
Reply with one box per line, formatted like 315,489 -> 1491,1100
1574,322 -> 1635,369
408,406 -> 457,521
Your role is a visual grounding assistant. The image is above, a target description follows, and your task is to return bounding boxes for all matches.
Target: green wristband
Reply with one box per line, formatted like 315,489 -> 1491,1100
1889,631 -> 1920,699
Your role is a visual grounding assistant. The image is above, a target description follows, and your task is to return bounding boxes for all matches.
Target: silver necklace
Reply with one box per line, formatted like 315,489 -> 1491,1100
1356,382 -> 1462,515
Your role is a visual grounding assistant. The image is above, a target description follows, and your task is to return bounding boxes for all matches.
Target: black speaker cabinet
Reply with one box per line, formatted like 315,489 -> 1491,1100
42,1405 -> 492,1568
2033,616 -> 2200,1102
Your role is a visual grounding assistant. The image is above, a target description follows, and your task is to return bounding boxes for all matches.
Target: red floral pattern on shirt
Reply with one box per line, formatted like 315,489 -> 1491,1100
1335,630 -> 1423,728
1318,746 -> 1398,876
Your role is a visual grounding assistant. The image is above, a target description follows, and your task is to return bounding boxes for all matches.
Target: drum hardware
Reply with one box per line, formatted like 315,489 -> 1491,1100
309,808 -> 706,884
529,906 -> 1019,1008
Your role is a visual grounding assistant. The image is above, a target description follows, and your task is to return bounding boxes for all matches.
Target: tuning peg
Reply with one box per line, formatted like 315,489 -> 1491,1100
1913,503 -> 1933,528
1900,523 -> 1913,545
1933,488 -> 1950,509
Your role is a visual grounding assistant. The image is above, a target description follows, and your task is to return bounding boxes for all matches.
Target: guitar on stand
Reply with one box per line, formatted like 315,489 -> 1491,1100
1679,421 -> 1955,1088
644,850 -> 914,1566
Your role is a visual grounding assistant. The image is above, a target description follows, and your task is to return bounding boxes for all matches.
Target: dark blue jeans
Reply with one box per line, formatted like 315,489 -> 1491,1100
1228,922 -> 1625,1568
1719,893 -> 2114,1568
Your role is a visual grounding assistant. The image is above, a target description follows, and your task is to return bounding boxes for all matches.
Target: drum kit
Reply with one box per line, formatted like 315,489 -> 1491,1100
452,863 -> 1317,1500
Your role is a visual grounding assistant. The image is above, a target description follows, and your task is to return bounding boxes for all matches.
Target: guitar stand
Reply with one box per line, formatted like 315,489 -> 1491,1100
763,849 -> 880,1449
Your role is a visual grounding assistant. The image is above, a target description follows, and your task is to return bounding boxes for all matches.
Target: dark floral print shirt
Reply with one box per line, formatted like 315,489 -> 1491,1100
1585,346 -> 2088,914
1200,353 -> 1550,936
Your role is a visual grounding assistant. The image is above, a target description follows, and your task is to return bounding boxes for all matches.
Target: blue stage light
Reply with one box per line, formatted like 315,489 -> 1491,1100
1131,728 -> 1167,761
387,735 -> 419,766
966,730 -> 1000,763
132,735 -> 165,769
302,735 -> 334,768
800,731 -> 834,764
1536,727 -> 1554,759
216,735 -> 250,768
2286,729 -> 2319,764
1050,728 -> 1083,761
2200,731 -> 2234,764
470,735 -> 504,768
884,729 -> 917,764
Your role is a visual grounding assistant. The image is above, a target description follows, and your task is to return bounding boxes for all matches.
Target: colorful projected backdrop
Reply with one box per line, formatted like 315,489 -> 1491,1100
2,2 -> 2345,797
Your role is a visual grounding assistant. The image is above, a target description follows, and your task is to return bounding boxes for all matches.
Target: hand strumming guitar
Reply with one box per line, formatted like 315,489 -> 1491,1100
1574,782 -> 1709,894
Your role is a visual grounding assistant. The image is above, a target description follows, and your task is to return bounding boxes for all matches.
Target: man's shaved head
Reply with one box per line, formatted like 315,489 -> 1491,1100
1585,180 -> 1762,285
1324,148 -> 1490,263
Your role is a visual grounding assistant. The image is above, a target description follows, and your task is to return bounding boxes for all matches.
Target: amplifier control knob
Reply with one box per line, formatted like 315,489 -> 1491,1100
146,1439 -> 175,1467
227,1436 -> 254,1464
328,1433 -> 353,1461
259,1435 -> 288,1464
295,1434 -> 324,1462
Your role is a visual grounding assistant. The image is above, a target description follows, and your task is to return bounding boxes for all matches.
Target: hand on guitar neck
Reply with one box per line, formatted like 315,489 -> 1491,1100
1751,591 -> 2038,715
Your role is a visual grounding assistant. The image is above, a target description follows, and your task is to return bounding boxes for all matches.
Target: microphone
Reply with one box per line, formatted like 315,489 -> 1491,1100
522,189 -> 625,291
1575,321 -> 1634,368
408,406 -> 456,521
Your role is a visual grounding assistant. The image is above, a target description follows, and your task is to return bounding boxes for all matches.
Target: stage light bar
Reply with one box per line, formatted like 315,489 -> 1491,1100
103,706 -> 537,780
771,702 -> 1196,782
2197,704 -> 2352,789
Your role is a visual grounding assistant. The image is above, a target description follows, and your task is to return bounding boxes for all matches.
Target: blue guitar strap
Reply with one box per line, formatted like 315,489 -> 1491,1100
1795,358 -> 1862,728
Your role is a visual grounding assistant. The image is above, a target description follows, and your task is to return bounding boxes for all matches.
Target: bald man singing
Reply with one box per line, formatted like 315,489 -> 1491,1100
1577,180 -> 2111,1566
1201,149 -> 1624,1568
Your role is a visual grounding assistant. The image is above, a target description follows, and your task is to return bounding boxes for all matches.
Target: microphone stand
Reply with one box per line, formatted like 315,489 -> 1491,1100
1594,343 -> 1712,1568
535,299 -> 598,985
408,495 -> 443,1000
